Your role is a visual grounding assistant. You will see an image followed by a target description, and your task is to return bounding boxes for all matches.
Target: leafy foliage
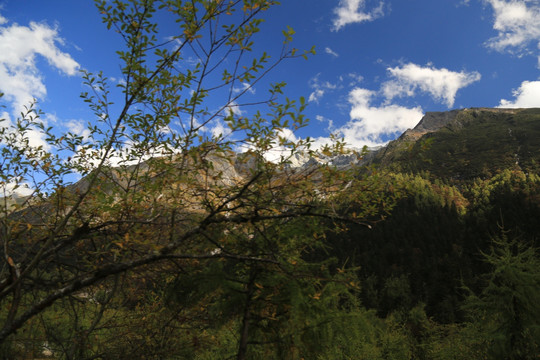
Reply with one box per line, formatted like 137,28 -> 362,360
0,1 -> 394,358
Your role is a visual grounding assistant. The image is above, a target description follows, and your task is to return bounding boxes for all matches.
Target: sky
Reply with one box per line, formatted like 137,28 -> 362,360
1,0 -> 540,154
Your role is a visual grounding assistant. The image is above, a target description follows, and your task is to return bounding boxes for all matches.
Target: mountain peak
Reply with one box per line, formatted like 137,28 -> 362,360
414,109 -> 462,133
370,107 -> 540,179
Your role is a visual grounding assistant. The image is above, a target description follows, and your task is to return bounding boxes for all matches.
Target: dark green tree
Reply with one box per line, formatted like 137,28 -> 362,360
463,232 -> 540,359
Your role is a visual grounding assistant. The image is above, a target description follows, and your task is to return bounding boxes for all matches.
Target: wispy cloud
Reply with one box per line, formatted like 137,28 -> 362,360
308,89 -> 325,103
499,80 -> 540,108
332,0 -> 385,31
485,0 -> 540,66
382,63 -> 481,107
225,101 -> 245,116
232,82 -> 255,95
347,72 -> 364,85
308,74 -> 339,104
325,47 -> 339,57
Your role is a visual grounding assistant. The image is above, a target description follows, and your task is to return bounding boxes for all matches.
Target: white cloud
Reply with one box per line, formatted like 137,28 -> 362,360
325,47 -> 339,57
246,128 -> 300,163
232,82 -> 255,95
247,85 -> 423,155
348,72 -> 364,85
308,75 -> 340,104
66,119 -> 92,140
314,114 -> 335,134
332,0 -> 385,31
338,88 -> 424,147
306,62 -> 478,149
301,88 -> 423,149
382,63 -> 481,107
165,35 -> 183,51
0,19 -> 79,113
308,89 -> 325,103
498,80 -> 540,107
225,101 -> 245,116
0,110 -> 51,150
485,0 -> 540,65
309,136 -> 336,151
0,179 -> 34,198
210,120 -> 232,139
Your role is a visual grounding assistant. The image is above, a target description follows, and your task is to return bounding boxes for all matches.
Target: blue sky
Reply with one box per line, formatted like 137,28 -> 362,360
1,0 -> 540,152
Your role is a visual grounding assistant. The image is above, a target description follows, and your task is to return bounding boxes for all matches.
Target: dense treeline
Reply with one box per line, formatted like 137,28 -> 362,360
4,168 -> 538,359
328,169 -> 540,321
4,109 -> 540,358
317,168 -> 540,359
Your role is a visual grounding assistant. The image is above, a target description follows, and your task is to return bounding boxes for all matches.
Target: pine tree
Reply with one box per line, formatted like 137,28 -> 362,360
463,232 -> 540,359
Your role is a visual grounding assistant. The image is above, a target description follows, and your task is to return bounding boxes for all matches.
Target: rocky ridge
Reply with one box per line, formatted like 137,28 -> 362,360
369,107 -> 530,166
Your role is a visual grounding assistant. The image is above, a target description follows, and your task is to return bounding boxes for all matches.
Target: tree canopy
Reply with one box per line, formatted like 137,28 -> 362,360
0,1 -> 388,358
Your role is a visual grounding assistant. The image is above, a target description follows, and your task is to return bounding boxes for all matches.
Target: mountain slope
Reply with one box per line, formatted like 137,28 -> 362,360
325,107 -> 540,323
371,107 -> 540,180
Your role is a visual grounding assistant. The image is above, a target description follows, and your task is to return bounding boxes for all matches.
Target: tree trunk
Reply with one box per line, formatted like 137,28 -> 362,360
237,270 -> 257,360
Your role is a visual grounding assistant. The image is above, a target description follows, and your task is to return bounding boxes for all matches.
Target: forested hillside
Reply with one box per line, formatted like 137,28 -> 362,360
374,108 -> 540,178
329,169 -> 540,322
316,108 -> 540,358
5,107 -> 539,359
2,106 -> 540,358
